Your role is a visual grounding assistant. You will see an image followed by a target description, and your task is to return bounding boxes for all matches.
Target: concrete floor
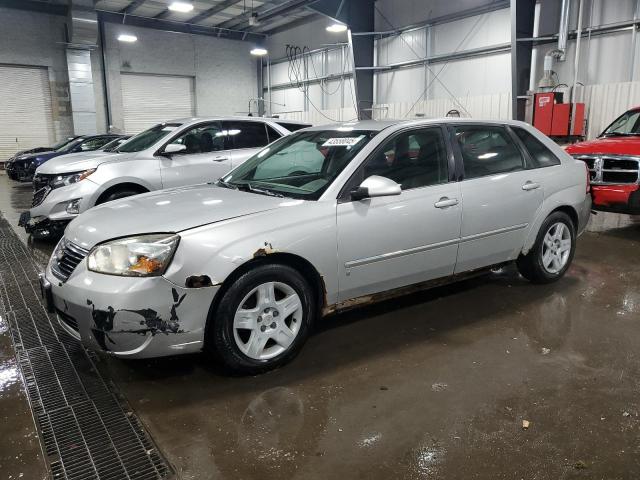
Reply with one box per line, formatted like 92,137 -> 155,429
1,171 -> 640,479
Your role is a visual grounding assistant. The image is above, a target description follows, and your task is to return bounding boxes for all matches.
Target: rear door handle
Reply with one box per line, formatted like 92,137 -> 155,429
213,155 -> 228,162
434,197 -> 459,209
522,181 -> 540,191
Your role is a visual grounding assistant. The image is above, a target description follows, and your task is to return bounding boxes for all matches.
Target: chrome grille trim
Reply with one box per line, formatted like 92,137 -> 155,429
573,154 -> 640,185
51,239 -> 90,282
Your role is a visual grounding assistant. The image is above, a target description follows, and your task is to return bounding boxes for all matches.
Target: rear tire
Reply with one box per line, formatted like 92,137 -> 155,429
206,264 -> 315,375
517,211 -> 576,284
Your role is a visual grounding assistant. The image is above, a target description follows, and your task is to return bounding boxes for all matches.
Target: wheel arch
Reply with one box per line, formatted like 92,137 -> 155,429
522,203 -> 579,255
95,182 -> 150,205
204,252 -> 327,342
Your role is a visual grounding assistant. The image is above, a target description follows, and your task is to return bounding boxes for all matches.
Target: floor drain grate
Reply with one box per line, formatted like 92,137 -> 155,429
0,215 -> 173,480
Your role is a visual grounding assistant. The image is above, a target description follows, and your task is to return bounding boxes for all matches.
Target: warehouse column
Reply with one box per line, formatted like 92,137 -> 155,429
511,0 -> 536,121
310,0 -> 375,120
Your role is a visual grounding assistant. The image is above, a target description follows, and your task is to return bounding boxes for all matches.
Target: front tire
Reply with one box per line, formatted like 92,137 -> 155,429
96,187 -> 145,205
517,211 -> 576,284
207,264 -> 315,375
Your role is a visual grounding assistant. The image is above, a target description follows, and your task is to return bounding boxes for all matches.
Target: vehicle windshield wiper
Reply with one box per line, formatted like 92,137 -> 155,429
215,179 -> 237,189
236,182 -> 284,197
602,132 -> 640,137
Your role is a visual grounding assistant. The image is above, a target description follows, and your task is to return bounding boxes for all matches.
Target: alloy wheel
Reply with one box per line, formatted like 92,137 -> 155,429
541,222 -> 572,274
233,281 -> 303,360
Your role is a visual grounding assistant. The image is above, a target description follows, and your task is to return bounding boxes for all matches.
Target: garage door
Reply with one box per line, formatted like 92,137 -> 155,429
121,73 -> 195,134
0,65 -> 55,160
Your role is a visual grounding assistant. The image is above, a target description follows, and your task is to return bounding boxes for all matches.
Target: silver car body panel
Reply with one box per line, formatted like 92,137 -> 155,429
45,118 -> 591,358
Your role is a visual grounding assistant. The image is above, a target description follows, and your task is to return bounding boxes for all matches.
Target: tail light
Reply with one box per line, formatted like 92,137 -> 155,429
584,161 -> 591,193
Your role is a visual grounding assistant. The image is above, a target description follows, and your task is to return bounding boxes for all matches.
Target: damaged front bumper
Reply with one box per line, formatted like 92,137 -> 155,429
19,211 -> 69,239
45,261 -> 219,358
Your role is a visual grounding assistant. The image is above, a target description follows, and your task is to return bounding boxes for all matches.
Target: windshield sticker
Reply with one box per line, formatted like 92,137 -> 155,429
162,126 -> 178,131
322,136 -> 364,147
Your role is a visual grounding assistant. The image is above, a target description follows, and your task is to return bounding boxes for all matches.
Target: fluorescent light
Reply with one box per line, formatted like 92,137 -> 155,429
168,1 -> 194,12
326,23 -> 347,33
250,47 -> 268,56
117,34 -> 137,42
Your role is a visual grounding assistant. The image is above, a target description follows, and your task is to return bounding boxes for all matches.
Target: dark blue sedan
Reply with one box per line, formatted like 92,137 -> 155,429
6,134 -> 121,182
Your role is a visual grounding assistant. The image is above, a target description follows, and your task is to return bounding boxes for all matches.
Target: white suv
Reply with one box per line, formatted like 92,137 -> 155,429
23,117 -> 308,238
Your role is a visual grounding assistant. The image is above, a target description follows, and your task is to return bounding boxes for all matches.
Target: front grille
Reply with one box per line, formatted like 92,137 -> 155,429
33,173 -> 53,191
574,154 -> 640,185
32,186 -> 51,207
51,240 -> 90,282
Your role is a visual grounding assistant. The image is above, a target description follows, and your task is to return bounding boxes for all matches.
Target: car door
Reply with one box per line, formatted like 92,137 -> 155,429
451,124 -> 544,273
336,126 -> 462,302
159,121 -> 233,188
224,120 -> 271,168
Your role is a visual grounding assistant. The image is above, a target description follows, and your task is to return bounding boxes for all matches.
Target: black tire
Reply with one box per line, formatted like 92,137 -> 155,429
207,264 -> 315,375
96,187 -> 144,205
517,211 -> 576,284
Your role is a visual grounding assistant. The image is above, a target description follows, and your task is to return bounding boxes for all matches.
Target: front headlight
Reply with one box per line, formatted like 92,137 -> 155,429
87,234 -> 180,276
51,169 -> 96,188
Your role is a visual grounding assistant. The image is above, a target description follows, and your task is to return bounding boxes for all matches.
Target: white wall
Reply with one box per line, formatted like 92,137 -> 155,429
0,8 -> 74,141
374,6 -> 511,116
103,23 -> 258,132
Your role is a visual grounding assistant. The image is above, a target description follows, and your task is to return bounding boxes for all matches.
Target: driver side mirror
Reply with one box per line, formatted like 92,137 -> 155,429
351,175 -> 401,201
163,143 -> 187,155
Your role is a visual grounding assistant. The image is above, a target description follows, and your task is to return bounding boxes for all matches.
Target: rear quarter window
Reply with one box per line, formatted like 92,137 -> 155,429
513,127 -> 561,168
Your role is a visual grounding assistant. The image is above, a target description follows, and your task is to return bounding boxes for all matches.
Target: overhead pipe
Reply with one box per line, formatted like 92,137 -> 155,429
539,0 -> 571,89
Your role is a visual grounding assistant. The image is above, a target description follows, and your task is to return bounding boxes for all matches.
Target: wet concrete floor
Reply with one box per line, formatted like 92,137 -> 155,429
1,171 -> 640,479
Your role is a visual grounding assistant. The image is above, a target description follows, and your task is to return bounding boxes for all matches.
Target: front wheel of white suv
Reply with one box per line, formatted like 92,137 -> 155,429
517,211 -> 576,284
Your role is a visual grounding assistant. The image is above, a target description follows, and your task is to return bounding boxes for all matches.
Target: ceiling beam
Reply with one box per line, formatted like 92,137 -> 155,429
0,0 -> 67,15
98,10 -> 266,42
259,12 -> 320,35
120,0 -> 146,15
187,0 -> 241,24
215,0 -> 316,30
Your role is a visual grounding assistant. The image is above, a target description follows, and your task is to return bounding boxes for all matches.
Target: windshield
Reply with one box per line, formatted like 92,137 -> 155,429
116,123 -> 181,153
102,137 -> 129,152
55,137 -> 85,152
601,109 -> 640,136
221,129 -> 378,200
51,137 -> 78,150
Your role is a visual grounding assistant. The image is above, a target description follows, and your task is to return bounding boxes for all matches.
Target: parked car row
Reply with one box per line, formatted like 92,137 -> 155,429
18,117 -> 308,238
33,117 -> 591,374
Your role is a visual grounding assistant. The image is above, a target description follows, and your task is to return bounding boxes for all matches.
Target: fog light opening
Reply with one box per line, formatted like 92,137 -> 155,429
66,199 -> 82,215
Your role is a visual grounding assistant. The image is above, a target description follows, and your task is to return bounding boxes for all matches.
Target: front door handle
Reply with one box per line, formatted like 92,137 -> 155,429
434,197 -> 459,209
213,156 -> 228,162
522,181 -> 540,191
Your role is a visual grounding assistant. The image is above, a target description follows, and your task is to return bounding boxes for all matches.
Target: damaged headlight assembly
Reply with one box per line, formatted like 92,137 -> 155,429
87,234 -> 180,276
51,169 -> 96,188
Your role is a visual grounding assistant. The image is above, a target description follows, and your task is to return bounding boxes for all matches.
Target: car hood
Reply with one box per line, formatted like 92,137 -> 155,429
565,136 -> 640,156
65,184 -> 287,249
11,150 -> 56,163
37,152 -> 134,174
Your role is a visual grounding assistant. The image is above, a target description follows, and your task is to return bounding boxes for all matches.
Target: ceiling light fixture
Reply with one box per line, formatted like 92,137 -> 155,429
117,34 -> 138,42
326,23 -> 347,33
250,47 -> 268,56
168,1 -> 194,13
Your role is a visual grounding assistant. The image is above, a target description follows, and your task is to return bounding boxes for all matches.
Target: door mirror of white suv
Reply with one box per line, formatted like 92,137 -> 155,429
163,143 -> 187,155
351,175 -> 401,201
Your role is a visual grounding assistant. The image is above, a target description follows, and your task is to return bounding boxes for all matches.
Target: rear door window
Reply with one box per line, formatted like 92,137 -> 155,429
512,127 -> 561,168
224,121 -> 269,149
453,126 -> 525,179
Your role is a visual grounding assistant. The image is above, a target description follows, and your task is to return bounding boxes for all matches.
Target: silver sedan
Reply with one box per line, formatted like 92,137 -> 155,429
42,119 -> 592,374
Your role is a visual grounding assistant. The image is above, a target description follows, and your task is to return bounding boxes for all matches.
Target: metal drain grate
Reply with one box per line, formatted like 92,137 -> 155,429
0,215 -> 172,480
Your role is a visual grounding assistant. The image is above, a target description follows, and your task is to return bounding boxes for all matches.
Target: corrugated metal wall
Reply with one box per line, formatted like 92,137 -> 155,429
583,82 -> 640,138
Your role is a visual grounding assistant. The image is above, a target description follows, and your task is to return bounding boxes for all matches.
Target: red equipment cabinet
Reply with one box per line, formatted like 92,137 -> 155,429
532,92 -> 585,137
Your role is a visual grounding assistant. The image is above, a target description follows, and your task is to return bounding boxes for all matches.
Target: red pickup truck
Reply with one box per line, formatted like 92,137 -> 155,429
565,107 -> 640,214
